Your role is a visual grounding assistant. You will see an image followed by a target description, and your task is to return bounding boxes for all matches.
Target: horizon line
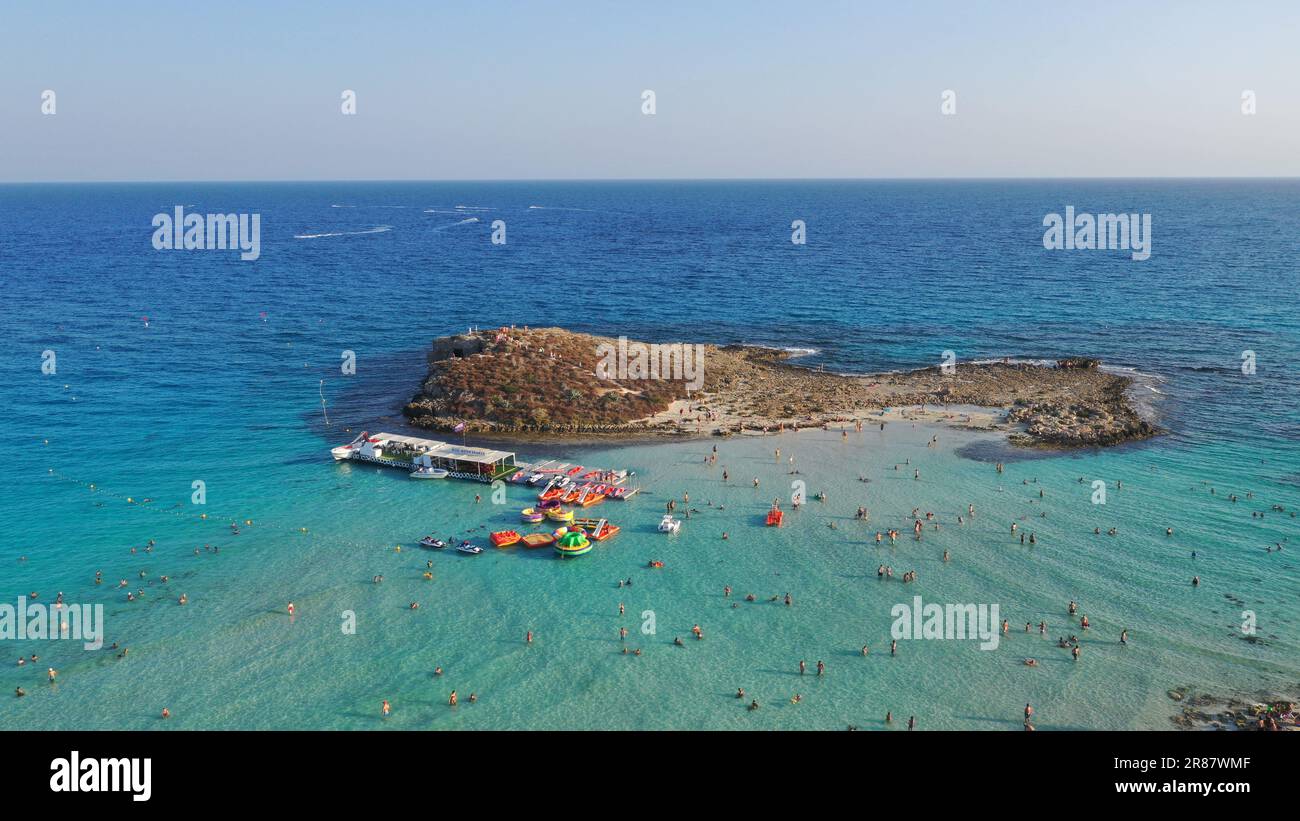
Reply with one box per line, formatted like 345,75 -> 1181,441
3,175 -> 1300,186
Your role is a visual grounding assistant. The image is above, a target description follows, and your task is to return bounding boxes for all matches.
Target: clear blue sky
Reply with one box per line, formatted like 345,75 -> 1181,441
2,0 -> 1297,181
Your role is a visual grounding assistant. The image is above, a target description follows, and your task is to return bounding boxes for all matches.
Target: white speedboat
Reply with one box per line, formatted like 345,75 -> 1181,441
419,536 -> 447,549
658,514 -> 681,534
456,542 -> 483,555
409,467 -> 449,480
331,431 -> 369,461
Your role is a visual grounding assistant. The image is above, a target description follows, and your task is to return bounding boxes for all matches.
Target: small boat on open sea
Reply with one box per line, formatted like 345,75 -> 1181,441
456,541 -> 483,555
766,508 -> 784,527
419,536 -> 448,549
490,530 -> 522,548
658,514 -> 681,534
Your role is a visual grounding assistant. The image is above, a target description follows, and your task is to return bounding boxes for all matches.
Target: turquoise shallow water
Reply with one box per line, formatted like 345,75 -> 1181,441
3,420 -> 1297,730
1,180 -> 1298,729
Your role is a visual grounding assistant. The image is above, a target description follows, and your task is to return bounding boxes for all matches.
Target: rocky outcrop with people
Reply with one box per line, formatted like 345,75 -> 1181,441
402,327 -> 1162,447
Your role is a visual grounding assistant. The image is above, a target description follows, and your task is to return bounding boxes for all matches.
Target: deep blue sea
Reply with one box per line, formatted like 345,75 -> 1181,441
1,180 -> 1297,729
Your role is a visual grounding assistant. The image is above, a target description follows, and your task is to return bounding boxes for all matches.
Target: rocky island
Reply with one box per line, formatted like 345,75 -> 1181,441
402,327 -> 1161,447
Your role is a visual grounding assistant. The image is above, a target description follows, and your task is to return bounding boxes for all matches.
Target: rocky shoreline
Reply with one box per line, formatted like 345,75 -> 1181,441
402,327 -> 1162,448
1165,686 -> 1298,731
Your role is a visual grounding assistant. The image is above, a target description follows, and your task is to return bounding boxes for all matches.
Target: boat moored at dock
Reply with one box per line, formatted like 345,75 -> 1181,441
329,431 -> 518,483
409,466 -> 449,480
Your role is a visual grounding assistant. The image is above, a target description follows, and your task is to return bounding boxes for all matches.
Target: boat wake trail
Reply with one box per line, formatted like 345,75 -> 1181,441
433,217 -> 480,231
294,226 -> 393,239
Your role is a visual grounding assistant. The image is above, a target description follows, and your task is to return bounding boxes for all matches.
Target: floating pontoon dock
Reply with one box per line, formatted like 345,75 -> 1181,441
330,432 -> 637,494
331,432 -> 518,482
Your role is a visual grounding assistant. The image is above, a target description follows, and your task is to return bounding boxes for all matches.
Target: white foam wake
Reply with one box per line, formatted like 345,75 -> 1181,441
294,226 -> 393,239
527,205 -> 601,213
433,217 -> 480,231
